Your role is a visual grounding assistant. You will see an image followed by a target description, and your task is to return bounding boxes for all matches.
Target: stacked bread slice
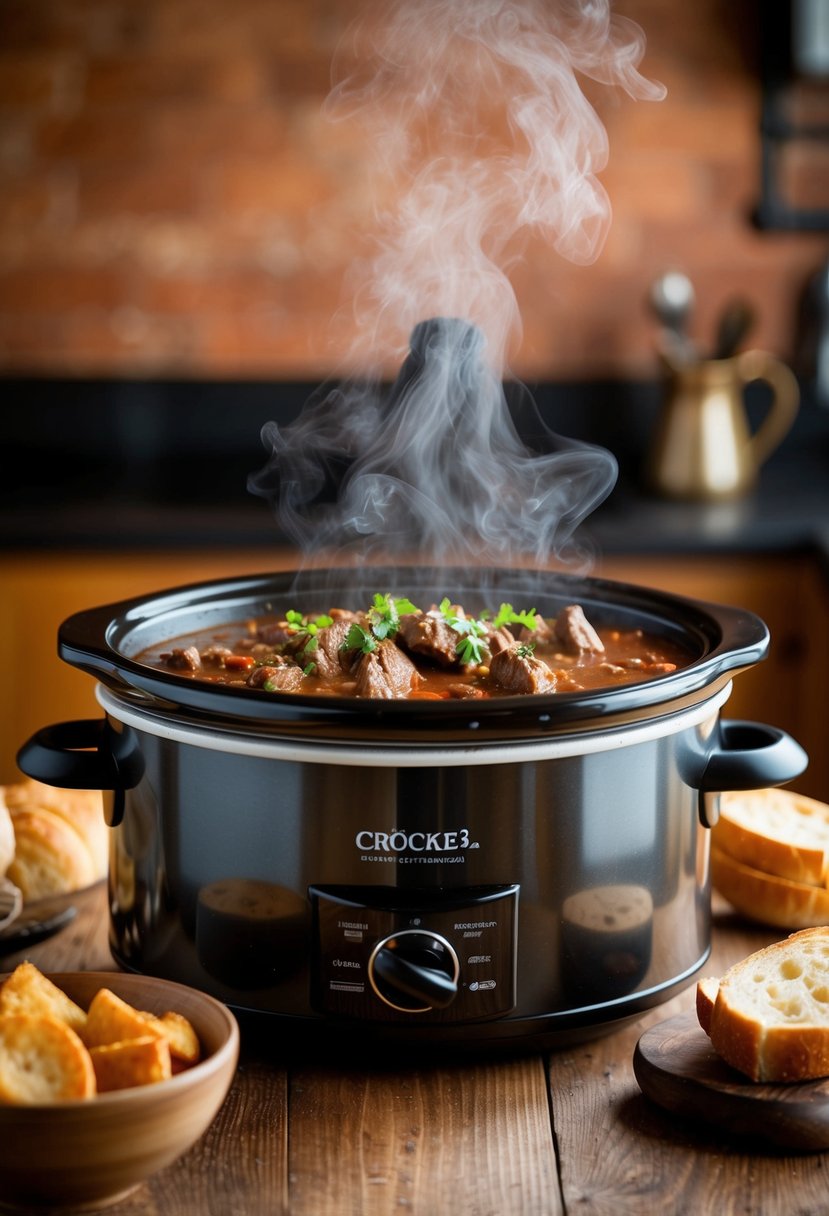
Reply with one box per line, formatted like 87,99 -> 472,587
711,787 -> 829,929
697,927 -> 829,1082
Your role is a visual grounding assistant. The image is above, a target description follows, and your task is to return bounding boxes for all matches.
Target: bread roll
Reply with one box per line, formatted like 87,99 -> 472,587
2,779 -> 107,902
697,927 -> 829,1082
714,788 -> 829,887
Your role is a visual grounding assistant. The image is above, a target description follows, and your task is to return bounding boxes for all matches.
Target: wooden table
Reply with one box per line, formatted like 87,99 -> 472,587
6,886 -> 826,1216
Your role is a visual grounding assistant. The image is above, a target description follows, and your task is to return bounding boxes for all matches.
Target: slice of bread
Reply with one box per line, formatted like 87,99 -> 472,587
711,844 -> 829,929
697,927 -> 829,1082
695,974 -> 719,1036
714,788 -> 829,887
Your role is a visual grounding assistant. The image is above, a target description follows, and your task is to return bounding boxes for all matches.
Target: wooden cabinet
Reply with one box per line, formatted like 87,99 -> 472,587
596,552 -> 829,802
2,548 -> 827,799
0,550 -> 292,785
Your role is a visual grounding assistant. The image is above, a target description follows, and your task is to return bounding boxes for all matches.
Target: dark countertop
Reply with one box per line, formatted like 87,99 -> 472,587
2,374 -> 828,567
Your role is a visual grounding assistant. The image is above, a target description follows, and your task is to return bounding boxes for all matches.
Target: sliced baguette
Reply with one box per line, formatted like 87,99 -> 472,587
695,974 -> 719,1036
696,927 -> 829,1082
714,788 -> 829,887
711,844 -> 829,930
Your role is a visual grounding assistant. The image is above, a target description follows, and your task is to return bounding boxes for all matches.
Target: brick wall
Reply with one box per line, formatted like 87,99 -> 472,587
0,0 -> 826,381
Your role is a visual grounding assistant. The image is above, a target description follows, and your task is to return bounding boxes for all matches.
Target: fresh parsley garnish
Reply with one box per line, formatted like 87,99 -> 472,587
342,594 -> 420,656
516,642 -> 537,659
367,593 -> 419,640
439,598 -> 489,666
439,599 -> 538,665
491,603 -> 538,632
343,622 -> 377,655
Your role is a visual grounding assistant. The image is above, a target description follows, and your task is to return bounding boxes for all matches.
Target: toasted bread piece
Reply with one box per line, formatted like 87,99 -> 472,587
81,987 -> 165,1049
0,962 -> 87,1036
89,1035 -> 172,1092
696,927 -> 829,1082
695,975 -> 719,1036
714,788 -> 829,887
0,1013 -> 96,1103
151,1010 -> 201,1066
711,844 -> 829,929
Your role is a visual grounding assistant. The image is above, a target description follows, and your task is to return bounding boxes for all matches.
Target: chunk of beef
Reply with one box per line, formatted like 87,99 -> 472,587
160,645 -> 201,672
247,661 -> 305,693
484,625 -> 515,656
516,614 -> 553,645
353,641 -> 424,699
201,645 -> 234,667
258,609 -> 358,654
488,644 -> 558,695
329,608 -> 360,622
246,642 -> 282,662
255,620 -> 294,648
554,604 -> 605,655
446,683 -> 485,700
398,608 -> 465,667
311,616 -> 362,680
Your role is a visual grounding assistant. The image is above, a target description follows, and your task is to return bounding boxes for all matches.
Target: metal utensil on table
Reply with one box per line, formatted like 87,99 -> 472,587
649,271 -> 697,363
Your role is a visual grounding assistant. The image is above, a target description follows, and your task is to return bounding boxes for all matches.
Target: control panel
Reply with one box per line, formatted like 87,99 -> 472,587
309,884 -> 519,1022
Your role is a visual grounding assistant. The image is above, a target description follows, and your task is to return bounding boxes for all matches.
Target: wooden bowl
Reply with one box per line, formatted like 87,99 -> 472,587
0,970 -> 239,1211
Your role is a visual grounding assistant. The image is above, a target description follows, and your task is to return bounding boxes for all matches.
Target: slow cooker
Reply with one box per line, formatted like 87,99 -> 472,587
17,564 -> 808,1050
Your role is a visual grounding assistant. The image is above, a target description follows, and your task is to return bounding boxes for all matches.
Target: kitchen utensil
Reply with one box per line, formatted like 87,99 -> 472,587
712,298 -> 756,360
634,1009 -> 829,1153
649,271 -> 697,362
0,969 -> 239,1211
14,567 -> 807,1050
646,349 -> 800,500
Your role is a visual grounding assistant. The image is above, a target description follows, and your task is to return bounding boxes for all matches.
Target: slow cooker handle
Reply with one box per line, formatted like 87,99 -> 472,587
692,719 -> 808,829
16,718 -> 144,828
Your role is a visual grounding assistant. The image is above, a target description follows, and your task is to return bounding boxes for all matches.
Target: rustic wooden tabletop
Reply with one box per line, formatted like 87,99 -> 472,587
4,885 -> 826,1216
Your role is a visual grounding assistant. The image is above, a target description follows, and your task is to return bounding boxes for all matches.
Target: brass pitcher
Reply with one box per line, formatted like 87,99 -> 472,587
646,350 -> 800,500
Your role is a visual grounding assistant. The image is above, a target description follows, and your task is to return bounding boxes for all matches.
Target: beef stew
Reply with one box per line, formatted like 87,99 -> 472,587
136,594 -> 692,702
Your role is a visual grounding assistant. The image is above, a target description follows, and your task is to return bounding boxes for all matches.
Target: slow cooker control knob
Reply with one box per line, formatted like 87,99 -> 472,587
368,929 -> 460,1012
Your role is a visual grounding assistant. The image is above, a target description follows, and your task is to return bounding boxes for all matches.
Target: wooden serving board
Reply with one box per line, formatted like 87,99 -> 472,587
633,1010 -> 829,1153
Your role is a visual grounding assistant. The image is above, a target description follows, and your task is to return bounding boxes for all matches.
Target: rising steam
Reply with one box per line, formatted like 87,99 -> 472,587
249,0 -> 665,569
